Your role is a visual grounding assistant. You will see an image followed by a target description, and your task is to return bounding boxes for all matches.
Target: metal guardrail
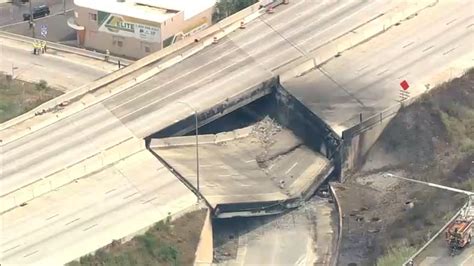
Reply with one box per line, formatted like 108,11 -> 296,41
329,182 -> 343,266
0,2 -> 266,135
402,202 -> 469,265
341,91 -> 424,140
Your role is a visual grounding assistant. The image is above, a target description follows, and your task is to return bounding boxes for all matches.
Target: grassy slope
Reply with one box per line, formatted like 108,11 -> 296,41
374,69 -> 473,264
0,75 -> 62,123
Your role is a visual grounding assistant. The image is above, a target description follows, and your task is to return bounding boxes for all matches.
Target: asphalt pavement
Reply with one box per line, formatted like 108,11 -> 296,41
0,149 -> 197,265
416,233 -> 473,266
214,196 -> 336,265
282,0 -> 474,136
0,0 -> 410,198
0,37 -> 112,90
0,0 -> 463,263
0,0 -> 73,26
152,126 -> 331,208
100,0 -> 417,138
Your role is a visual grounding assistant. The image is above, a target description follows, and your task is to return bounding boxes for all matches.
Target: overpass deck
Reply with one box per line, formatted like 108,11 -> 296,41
282,0 -> 473,137
150,122 -> 333,216
1,0 -> 414,198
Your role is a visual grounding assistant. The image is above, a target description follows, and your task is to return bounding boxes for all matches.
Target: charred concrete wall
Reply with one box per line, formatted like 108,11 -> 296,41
148,77 -> 278,141
271,83 -> 342,178
340,104 -> 401,181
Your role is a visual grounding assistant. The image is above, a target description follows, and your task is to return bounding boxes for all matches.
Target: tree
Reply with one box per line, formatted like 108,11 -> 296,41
213,0 -> 258,22
36,80 -> 48,100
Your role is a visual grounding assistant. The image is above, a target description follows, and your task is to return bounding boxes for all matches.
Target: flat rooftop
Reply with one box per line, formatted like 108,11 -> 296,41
150,118 -> 334,210
74,0 -> 216,22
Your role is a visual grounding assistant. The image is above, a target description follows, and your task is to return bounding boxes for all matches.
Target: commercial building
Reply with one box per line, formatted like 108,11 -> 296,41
68,0 -> 216,59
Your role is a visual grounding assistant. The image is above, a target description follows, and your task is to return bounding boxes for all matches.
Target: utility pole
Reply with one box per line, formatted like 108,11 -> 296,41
63,0 -> 66,14
29,0 -> 35,38
177,101 -> 200,201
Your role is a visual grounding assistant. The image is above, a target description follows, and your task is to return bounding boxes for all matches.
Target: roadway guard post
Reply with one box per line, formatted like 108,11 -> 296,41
105,49 -> 110,62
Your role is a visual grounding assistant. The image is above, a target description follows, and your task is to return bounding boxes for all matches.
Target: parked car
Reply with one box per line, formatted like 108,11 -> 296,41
23,5 -> 50,21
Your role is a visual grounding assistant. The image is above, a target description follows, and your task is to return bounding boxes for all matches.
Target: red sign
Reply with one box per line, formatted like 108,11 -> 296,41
400,80 -> 409,91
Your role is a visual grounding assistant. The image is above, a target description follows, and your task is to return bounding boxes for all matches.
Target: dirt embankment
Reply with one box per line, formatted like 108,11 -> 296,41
337,69 -> 473,266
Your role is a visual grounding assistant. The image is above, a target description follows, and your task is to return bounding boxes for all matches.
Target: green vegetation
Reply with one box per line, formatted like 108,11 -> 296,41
0,75 -> 62,123
213,0 -> 258,22
67,210 -> 207,266
377,245 -> 417,266
370,68 -> 474,264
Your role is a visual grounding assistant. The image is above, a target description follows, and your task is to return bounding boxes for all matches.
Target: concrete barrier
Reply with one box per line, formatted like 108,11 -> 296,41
0,2 -> 266,135
150,126 -> 252,149
278,0 -> 439,81
329,182 -> 343,266
0,137 -> 144,213
0,31 -> 133,66
340,62 -> 470,179
194,208 -> 214,266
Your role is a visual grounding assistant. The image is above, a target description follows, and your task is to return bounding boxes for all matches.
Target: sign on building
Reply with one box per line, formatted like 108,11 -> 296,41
97,12 -> 161,42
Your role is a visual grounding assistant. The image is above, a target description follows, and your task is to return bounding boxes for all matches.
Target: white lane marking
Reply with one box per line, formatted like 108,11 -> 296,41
110,1 -> 351,111
285,162 -> 298,174
461,254 -> 473,266
45,213 -> 59,221
123,192 -> 138,199
260,1 -> 379,66
422,45 -> 434,52
3,244 -> 21,253
105,188 -> 117,194
118,63 -> 258,120
142,197 -> 157,204
245,159 -> 256,163
65,218 -> 80,226
295,0 -> 379,47
446,18 -> 457,25
116,53 -> 251,116
403,41 -> 414,48
295,254 -> 306,266
23,250 -> 39,258
443,47 -> 456,55
83,223 -> 98,232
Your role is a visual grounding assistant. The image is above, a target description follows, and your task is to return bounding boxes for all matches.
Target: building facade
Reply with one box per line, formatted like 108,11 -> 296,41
68,0 -> 215,59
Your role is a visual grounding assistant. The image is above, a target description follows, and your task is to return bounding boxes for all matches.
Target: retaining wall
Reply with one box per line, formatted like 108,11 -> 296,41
194,208 -> 214,266
273,83 -> 342,176
150,77 -> 277,139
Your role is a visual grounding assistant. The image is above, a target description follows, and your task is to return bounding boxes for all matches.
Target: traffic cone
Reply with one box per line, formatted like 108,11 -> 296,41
212,36 -> 218,44
267,6 -> 274,14
240,21 -> 246,29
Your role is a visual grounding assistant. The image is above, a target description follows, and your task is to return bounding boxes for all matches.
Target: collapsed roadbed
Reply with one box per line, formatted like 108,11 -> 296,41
150,117 -> 334,218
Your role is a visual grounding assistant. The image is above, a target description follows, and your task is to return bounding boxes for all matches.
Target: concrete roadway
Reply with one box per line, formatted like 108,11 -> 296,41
0,37 -> 113,91
0,0 -> 418,197
0,0 -> 73,26
152,127 -> 331,207
282,0 -> 474,135
100,0 -> 423,138
416,239 -> 473,266
214,197 -> 336,265
0,149 -> 197,265
0,104 -> 134,196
